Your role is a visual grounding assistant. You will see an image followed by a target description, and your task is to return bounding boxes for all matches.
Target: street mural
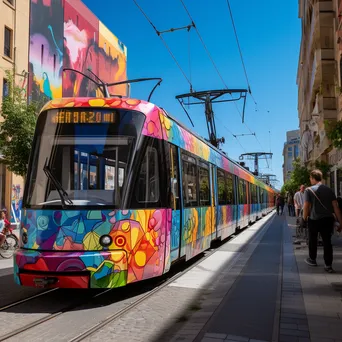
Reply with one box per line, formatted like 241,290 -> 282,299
28,0 -> 127,104
11,183 -> 23,226
28,0 -> 64,103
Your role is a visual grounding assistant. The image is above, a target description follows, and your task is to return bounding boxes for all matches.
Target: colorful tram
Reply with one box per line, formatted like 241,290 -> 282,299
14,97 -> 276,289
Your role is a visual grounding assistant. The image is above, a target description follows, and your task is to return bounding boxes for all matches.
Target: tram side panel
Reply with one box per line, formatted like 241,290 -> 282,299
179,152 -> 214,261
237,177 -> 249,229
216,168 -> 237,241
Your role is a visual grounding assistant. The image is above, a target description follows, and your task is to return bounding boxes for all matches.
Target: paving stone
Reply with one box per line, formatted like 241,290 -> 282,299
279,335 -> 298,342
280,323 -> 297,329
204,333 -> 227,339
225,336 -> 249,342
201,338 -> 225,342
279,328 -> 310,338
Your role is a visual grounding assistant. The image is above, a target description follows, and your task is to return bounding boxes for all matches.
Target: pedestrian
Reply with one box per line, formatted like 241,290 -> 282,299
0,210 -> 10,248
280,195 -> 285,215
303,169 -> 342,273
294,185 -> 305,218
276,194 -> 281,215
287,193 -> 295,216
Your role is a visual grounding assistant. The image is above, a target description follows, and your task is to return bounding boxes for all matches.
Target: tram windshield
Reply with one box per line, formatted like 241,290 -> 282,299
25,108 -> 145,208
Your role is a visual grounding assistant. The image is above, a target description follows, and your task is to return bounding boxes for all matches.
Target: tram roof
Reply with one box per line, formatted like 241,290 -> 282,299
40,97 -> 277,193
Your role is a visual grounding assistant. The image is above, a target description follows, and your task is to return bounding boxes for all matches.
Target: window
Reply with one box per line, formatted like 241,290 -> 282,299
251,184 -> 258,204
182,154 -> 198,207
136,147 -> 159,203
217,169 -> 226,205
4,27 -> 12,58
199,162 -> 210,206
238,179 -> 247,204
294,144 -> 299,158
2,79 -> 8,98
226,172 -> 234,204
170,144 -> 180,209
26,109 -> 144,208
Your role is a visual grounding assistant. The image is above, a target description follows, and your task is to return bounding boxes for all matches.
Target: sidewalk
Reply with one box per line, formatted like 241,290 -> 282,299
287,215 -> 342,342
161,212 -> 342,342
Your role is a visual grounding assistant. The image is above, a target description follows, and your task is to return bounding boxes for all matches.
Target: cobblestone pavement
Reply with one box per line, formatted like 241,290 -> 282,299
83,213 -> 276,342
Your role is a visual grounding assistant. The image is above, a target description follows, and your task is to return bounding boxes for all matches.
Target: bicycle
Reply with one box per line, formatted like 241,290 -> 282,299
0,230 -> 19,259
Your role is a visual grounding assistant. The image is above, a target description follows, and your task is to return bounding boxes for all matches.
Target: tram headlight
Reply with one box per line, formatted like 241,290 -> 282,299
22,232 -> 28,244
99,235 -> 112,247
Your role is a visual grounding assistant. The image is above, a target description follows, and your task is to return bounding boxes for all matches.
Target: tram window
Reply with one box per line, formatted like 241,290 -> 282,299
170,145 -> 180,210
199,166 -> 210,207
238,179 -> 247,204
105,165 -> 115,190
182,154 -> 198,207
217,169 -> 226,205
226,172 -> 234,205
136,147 -> 160,203
89,165 -> 97,189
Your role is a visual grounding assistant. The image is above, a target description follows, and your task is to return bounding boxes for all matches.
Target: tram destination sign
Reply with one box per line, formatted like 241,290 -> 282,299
51,110 -> 116,124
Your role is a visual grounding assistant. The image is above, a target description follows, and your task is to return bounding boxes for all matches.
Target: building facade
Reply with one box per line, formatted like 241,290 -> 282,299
283,130 -> 300,183
0,0 -> 30,225
327,0 -> 342,194
297,0 -> 337,167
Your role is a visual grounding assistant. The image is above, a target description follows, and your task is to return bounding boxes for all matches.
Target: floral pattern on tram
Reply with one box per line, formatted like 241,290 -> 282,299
15,209 -> 171,288
180,207 -> 214,260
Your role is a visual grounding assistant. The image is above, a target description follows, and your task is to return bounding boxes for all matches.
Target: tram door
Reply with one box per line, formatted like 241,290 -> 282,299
210,164 -> 217,239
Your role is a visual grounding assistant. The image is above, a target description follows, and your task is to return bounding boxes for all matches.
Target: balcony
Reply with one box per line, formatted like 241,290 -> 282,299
307,48 -> 335,105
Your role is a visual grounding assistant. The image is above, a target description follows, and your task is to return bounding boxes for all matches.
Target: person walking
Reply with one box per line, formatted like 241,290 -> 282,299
287,193 -> 295,216
303,170 -> 342,273
294,185 -> 305,217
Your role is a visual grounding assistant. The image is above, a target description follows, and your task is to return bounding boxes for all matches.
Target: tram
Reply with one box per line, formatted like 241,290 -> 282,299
14,79 -> 276,289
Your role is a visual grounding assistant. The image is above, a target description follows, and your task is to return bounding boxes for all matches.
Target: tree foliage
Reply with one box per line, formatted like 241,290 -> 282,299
325,120 -> 342,149
0,71 -> 39,176
281,158 -> 332,195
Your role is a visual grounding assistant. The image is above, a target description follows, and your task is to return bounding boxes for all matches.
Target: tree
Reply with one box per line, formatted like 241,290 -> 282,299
281,158 -> 332,195
282,158 -> 310,194
0,71 -> 39,177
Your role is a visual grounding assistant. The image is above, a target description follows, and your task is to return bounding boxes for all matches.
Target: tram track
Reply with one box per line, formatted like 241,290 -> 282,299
0,221 -> 264,342
0,288 -> 59,313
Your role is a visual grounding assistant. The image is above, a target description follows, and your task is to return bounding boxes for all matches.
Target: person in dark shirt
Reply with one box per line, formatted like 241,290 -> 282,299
303,169 -> 342,273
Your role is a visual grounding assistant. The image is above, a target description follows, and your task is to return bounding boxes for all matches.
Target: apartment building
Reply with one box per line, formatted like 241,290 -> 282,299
283,130 -> 300,183
0,0 -> 30,224
327,0 -> 342,194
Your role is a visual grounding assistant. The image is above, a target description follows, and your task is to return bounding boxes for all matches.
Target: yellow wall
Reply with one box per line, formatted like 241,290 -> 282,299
0,0 -> 30,221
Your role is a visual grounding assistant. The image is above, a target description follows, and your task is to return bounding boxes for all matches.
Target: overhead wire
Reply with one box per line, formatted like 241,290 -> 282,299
225,0 -> 271,169
226,0 -> 256,105
133,0 -> 255,159
179,0 -> 229,90
132,0 -> 193,88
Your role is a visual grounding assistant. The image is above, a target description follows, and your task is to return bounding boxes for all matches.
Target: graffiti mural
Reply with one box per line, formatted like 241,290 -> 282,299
28,0 -> 127,103
62,0 -> 127,97
15,209 -> 171,288
98,22 -> 128,96
63,0 -> 99,97
28,0 -> 64,103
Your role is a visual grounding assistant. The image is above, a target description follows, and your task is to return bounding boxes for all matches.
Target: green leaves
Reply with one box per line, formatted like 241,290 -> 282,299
325,120 -> 342,149
281,157 -> 332,194
0,71 -> 39,176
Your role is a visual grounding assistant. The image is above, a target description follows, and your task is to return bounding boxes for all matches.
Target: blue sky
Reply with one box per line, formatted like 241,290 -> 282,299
83,0 -> 300,188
